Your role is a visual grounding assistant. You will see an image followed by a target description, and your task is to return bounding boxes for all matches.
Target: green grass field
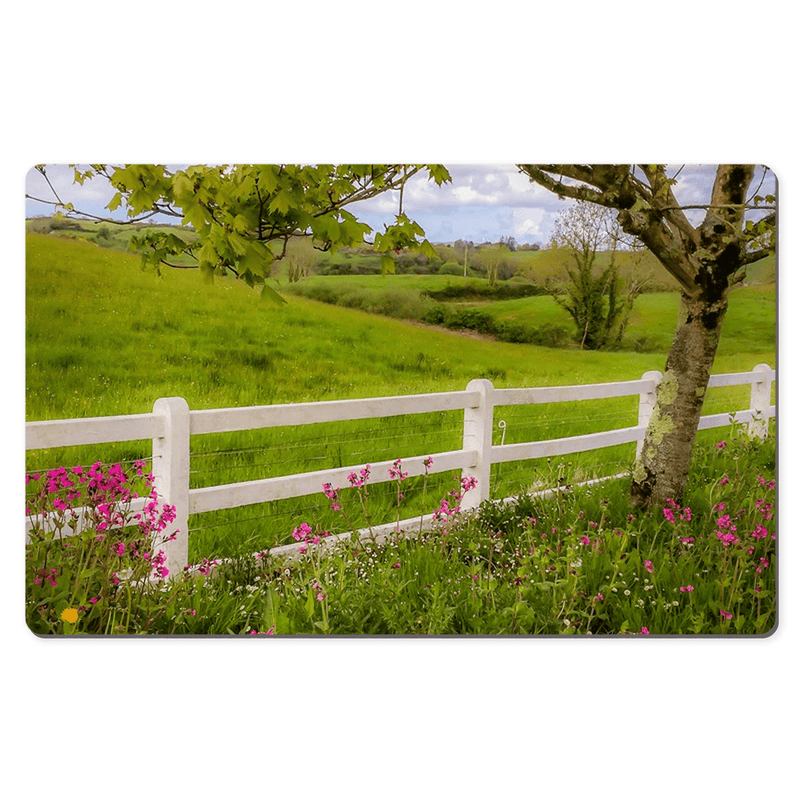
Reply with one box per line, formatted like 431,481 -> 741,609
25,233 -> 776,561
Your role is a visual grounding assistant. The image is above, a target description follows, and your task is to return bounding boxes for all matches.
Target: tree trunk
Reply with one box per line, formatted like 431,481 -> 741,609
630,288 -> 728,508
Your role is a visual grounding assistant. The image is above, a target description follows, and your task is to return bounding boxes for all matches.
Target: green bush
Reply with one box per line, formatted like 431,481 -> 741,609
438,262 -> 465,276
422,281 -> 548,302
445,308 -> 497,335
422,304 -> 449,325
494,321 -> 571,347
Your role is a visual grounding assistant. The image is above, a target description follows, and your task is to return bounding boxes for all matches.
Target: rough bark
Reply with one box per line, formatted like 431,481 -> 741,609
630,288 -> 728,507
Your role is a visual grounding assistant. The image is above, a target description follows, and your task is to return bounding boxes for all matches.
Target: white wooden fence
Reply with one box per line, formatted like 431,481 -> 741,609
25,364 -> 775,577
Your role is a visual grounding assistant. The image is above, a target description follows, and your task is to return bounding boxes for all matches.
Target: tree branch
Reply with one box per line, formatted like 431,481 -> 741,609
741,248 -> 774,266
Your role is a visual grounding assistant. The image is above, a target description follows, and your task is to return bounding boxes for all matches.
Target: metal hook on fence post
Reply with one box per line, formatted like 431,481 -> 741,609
498,420 -> 507,447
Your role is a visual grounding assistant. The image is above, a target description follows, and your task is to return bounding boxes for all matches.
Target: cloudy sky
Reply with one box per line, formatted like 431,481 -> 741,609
25,163 -> 777,247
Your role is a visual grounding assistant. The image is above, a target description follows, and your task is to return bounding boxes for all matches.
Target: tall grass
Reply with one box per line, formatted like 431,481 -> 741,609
26,426 -> 774,635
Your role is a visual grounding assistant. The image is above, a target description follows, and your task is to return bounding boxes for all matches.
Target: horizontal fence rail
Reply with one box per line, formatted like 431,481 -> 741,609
25,364 -> 775,576
188,449 -> 475,516
189,390 -> 480,435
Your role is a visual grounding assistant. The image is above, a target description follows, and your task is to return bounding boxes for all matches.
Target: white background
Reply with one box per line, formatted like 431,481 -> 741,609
5,3 -> 795,798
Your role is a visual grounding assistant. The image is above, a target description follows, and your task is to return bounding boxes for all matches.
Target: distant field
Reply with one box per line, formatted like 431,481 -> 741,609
284,270 -> 775,357
25,233 -> 776,560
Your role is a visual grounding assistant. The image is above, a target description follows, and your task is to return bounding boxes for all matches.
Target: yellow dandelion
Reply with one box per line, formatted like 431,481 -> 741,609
60,608 -> 79,624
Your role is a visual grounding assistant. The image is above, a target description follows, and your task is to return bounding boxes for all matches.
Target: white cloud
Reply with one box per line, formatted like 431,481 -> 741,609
513,208 -> 547,239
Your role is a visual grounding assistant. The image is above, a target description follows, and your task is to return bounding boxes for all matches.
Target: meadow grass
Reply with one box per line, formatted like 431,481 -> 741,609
26,234 -> 775,562
26,426 -> 775,635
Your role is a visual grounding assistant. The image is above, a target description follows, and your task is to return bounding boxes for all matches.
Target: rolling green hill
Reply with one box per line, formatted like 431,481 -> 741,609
26,233 -> 775,423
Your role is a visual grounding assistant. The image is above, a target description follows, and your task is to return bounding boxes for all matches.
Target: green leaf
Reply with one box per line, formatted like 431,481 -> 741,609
420,239 -> 439,261
260,283 -> 287,304
425,165 -> 452,186
183,202 -> 208,231
305,587 -> 315,619
258,165 -> 279,195
269,191 -> 292,216
200,262 -> 215,285
381,254 -> 395,275
312,213 -> 339,243
239,240 -> 274,277
198,239 -> 218,266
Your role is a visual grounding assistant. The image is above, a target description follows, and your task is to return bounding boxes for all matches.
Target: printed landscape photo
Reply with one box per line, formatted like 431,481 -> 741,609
25,164 -> 776,636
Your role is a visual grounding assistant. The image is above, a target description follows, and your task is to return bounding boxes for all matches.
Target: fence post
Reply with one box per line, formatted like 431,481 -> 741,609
152,397 -> 190,579
461,379 -> 494,511
636,371 -> 662,460
748,363 -> 773,441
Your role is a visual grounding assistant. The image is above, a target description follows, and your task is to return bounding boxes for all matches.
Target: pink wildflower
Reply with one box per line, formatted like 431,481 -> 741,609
292,522 -> 313,542
388,459 -> 408,481
720,609 -> 733,620
348,465 -> 371,487
751,524 -> 769,539
641,626 -> 650,635
717,531 -> 739,547
680,585 -> 694,593
644,560 -> 653,573
192,557 -> 217,576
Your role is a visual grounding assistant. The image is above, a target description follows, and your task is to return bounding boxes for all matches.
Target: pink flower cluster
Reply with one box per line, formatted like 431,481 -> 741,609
755,497 -> 774,521
33,568 -> 58,587
27,460 -> 181,552
715,513 -> 739,547
388,459 -> 408,482
250,627 -> 275,635
348,465 -> 371,488
663,498 -> 692,524
146,549 -> 170,580
433,476 -> 477,522
322,483 -> 341,512
185,557 -> 218,576
291,522 -> 329,554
